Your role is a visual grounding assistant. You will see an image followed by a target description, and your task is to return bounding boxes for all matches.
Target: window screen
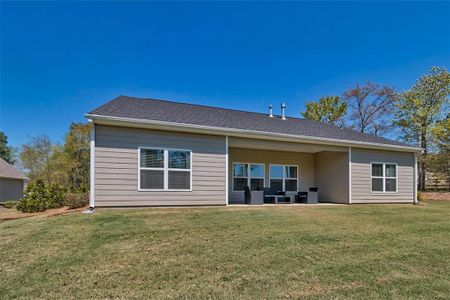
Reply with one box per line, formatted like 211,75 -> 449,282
371,163 -> 397,193
139,148 -> 191,191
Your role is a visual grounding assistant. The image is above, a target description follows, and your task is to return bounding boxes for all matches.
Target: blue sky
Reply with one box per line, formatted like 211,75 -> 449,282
1,1 -> 449,147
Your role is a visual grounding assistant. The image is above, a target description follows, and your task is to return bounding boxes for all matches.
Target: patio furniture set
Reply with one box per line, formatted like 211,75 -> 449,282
243,186 -> 319,205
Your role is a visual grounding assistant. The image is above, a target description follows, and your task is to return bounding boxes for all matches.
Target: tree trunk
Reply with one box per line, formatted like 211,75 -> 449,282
418,127 -> 427,192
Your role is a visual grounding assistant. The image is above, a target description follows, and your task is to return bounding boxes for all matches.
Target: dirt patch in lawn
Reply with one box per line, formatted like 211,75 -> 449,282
0,206 -> 87,221
420,192 -> 450,201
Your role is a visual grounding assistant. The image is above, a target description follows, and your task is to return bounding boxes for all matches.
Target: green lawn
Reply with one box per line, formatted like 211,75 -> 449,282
1,202 -> 449,299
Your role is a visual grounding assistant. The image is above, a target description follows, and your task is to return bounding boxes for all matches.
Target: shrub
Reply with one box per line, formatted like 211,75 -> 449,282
47,184 -> 67,209
3,200 -> 19,209
17,180 -> 48,212
16,180 -> 67,213
417,192 -> 423,202
64,193 -> 88,209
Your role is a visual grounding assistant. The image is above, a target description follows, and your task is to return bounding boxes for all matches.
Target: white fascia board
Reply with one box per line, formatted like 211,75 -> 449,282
85,114 -> 423,153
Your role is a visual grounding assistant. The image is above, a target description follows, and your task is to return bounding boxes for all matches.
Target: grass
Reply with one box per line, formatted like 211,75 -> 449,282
1,202 -> 449,299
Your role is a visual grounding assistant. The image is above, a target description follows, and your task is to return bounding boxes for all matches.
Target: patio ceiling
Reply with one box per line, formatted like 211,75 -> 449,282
228,137 -> 348,153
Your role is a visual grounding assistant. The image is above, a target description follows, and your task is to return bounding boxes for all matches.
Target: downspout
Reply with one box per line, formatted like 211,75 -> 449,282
414,152 -> 418,205
348,146 -> 352,204
88,122 -> 96,212
225,136 -> 229,206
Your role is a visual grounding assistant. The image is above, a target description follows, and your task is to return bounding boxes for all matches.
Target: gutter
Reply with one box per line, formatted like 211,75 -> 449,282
85,113 -> 423,153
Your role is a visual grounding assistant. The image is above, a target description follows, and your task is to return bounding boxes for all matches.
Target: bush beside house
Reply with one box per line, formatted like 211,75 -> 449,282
64,193 -> 89,209
16,179 -> 88,212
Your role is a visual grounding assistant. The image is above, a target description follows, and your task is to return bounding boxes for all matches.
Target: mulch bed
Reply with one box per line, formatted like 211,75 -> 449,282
0,206 -> 87,221
420,192 -> 450,201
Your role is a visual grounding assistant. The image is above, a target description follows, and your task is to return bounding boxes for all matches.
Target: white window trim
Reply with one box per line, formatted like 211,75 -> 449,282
269,164 -> 299,192
138,147 -> 192,192
232,162 -> 265,192
370,162 -> 398,193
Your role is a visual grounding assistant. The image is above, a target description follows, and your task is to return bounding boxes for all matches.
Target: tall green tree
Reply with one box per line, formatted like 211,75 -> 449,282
394,67 -> 450,191
18,123 -> 92,191
343,82 -> 398,136
0,131 -> 15,164
301,96 -> 347,127
63,123 -> 92,192
19,135 -> 54,183
429,116 -> 450,190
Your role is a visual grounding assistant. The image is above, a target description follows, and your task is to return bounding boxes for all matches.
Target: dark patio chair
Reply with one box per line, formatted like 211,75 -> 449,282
244,186 -> 252,204
263,187 -> 276,204
307,187 -> 319,204
295,192 -> 308,203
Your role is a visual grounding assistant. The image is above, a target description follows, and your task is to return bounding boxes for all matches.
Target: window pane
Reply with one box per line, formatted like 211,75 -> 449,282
372,178 -> 383,192
285,179 -> 297,191
285,166 -> 297,178
233,164 -> 248,177
385,164 -> 396,177
270,165 -> 283,178
140,170 -> 164,189
385,179 -> 397,192
140,149 -> 164,168
233,178 -> 248,191
168,171 -> 190,189
250,164 -> 264,178
168,150 -> 190,169
250,178 -> 264,191
270,179 -> 283,192
372,164 -> 383,177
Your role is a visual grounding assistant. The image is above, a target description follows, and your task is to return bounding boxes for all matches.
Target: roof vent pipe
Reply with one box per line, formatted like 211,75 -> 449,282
281,102 -> 286,120
269,104 -> 273,117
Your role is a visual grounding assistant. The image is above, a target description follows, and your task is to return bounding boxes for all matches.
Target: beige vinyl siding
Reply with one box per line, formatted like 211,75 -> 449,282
314,151 -> 349,204
228,147 -> 315,203
94,125 -> 226,206
351,148 -> 414,203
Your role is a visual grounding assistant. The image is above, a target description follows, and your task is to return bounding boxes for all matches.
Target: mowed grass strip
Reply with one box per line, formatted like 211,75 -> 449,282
0,202 -> 449,299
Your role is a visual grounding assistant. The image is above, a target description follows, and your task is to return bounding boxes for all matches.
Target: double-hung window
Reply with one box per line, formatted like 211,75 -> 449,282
139,148 -> 191,191
269,165 -> 298,192
232,163 -> 265,191
371,163 -> 397,193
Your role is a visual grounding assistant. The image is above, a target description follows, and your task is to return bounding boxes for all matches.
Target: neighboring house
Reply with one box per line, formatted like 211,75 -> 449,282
85,96 -> 421,207
0,158 -> 28,202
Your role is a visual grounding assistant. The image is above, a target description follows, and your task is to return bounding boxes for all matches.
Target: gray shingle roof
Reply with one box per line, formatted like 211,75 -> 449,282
0,158 -> 28,180
88,96 -> 416,149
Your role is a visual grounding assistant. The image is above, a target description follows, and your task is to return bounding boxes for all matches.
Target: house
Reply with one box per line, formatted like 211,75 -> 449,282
85,96 -> 421,207
0,158 -> 28,202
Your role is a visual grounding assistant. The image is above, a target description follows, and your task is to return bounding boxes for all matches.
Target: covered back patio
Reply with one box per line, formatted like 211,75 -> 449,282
227,137 -> 350,205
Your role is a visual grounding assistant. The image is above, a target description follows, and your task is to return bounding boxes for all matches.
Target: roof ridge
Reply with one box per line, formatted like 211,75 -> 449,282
118,95 -> 306,121
117,96 -> 399,143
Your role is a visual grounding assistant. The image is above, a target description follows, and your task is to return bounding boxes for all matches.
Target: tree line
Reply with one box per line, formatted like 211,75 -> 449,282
0,67 -> 448,193
301,66 -> 449,191
0,123 -> 92,193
